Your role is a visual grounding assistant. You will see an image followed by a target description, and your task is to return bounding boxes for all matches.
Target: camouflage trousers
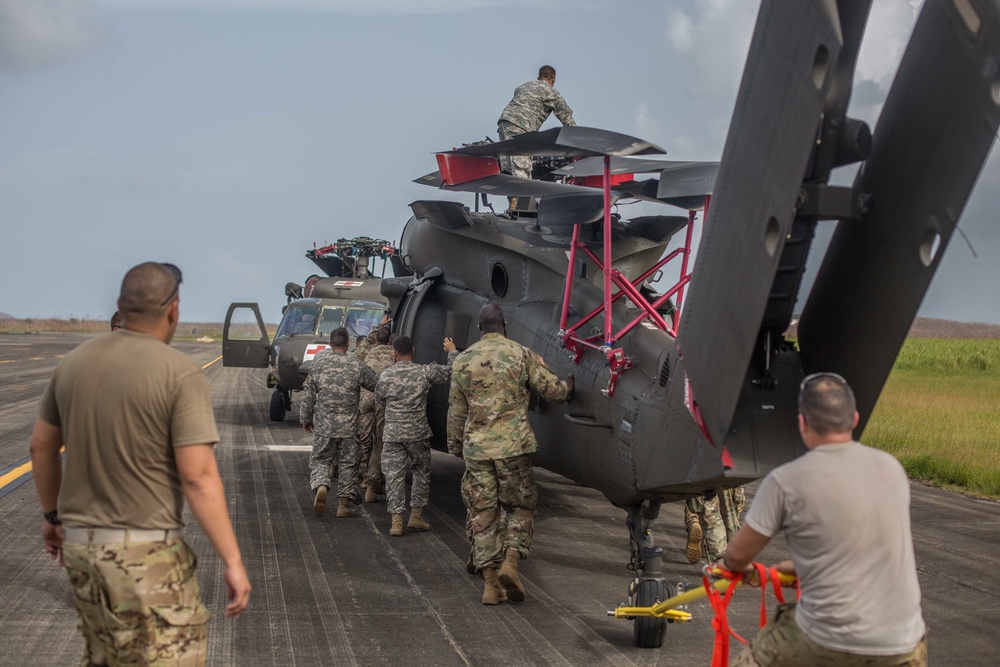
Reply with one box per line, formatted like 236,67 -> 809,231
63,537 -> 211,667
358,394 -> 386,490
498,120 -> 532,180
685,487 -> 745,561
733,603 -> 927,666
381,439 -> 431,515
462,454 -> 537,571
310,434 -> 361,500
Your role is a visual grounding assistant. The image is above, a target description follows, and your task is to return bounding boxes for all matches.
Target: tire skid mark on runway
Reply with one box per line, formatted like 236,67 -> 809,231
357,509 -> 473,666
269,451 -> 361,666
239,399 -> 298,663
425,503 -> 640,667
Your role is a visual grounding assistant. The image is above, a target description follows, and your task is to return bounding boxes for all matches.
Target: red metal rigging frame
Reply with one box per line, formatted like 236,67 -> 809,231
558,155 -> 710,396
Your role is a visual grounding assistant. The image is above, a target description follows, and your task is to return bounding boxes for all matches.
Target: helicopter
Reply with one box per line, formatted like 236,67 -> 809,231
222,237 -> 399,421
381,0 -> 999,648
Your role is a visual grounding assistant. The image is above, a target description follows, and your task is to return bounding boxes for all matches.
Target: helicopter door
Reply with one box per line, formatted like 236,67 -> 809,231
222,303 -> 270,368
394,267 -> 442,337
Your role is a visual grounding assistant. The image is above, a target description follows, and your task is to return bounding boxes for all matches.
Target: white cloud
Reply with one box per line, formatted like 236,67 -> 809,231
634,100 -> 659,138
0,0 -> 105,69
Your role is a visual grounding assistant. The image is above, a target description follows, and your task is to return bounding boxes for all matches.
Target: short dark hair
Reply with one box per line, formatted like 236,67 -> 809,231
388,333 -> 399,344
110,310 -> 123,330
376,327 -> 391,345
392,336 -> 414,356
479,303 -> 505,334
538,65 -> 556,79
119,262 -> 179,321
798,374 -> 857,435
330,327 -> 350,349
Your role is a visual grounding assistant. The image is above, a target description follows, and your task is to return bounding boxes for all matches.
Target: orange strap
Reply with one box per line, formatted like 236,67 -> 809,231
704,563 -> 802,667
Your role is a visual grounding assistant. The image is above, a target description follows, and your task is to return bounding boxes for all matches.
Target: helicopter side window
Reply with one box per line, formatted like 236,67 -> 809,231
318,307 -> 346,336
276,306 -> 320,338
345,308 -> 382,337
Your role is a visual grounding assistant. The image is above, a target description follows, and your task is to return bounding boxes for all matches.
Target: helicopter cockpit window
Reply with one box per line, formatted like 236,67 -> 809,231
344,307 -> 382,338
318,307 -> 346,336
276,305 -> 320,338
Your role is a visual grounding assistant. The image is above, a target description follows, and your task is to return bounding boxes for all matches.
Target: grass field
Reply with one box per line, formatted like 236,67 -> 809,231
865,339 -> 1000,499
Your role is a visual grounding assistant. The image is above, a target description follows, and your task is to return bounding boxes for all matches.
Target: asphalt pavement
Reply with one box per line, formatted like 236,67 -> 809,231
0,333 -> 996,666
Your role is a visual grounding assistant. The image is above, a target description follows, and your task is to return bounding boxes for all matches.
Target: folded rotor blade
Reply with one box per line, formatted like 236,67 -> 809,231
799,0 -> 1000,432
676,0 -> 843,448
553,157 -> 705,177
443,126 -> 665,158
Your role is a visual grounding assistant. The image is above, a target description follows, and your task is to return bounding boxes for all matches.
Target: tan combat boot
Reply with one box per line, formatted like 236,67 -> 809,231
390,513 -> 405,537
313,486 -> 329,517
686,521 -> 704,563
407,507 -> 431,531
364,485 -> 378,503
481,567 -> 507,605
336,497 -> 356,518
498,550 -> 526,602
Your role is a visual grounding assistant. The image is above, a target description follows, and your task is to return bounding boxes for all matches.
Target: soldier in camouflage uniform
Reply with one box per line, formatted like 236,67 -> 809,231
30,262 -> 250,666
358,325 -> 395,502
448,304 -> 573,605
498,65 -> 576,181
684,487 -> 746,563
300,327 -> 378,518
376,335 -> 458,536
354,314 -> 391,362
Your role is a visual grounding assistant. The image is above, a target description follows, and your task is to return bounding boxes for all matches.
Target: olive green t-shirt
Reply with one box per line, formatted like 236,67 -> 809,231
39,329 -> 219,529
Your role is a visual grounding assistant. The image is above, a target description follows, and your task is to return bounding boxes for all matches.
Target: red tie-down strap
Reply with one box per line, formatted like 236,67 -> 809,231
703,563 -> 802,667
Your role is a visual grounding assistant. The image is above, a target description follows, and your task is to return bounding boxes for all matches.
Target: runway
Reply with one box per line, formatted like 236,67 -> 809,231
0,333 -> 997,665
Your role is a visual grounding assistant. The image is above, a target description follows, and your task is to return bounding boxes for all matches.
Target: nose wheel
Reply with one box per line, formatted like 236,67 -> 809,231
269,388 -> 290,421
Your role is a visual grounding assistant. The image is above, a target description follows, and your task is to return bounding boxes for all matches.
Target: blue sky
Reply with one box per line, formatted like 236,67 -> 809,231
1,0 -> 997,324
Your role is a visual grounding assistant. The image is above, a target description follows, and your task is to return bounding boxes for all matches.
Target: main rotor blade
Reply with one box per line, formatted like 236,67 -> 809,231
443,126 -> 665,158
439,172 -> 624,204
553,157 -> 709,177
799,0 -> 1000,432
676,0 -> 843,449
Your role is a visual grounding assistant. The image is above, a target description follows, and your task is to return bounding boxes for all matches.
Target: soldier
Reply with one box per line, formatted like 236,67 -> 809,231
498,65 -> 576,182
448,304 -> 573,605
300,326 -> 377,518
376,335 -> 458,536
355,313 -> 391,362
109,310 -> 123,331
30,262 -> 250,665
684,487 -> 746,563
359,326 -> 395,502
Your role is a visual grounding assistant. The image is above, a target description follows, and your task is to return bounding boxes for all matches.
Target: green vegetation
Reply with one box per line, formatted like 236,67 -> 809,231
865,339 -> 1000,499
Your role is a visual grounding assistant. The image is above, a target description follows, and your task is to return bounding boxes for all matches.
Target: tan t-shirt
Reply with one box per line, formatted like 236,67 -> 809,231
39,329 -> 219,529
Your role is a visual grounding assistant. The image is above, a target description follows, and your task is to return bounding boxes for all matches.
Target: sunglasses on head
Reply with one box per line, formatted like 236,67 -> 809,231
798,371 -> 847,405
160,263 -> 183,307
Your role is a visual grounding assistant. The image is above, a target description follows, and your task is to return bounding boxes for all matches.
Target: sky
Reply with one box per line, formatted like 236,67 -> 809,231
1,0 -> 998,324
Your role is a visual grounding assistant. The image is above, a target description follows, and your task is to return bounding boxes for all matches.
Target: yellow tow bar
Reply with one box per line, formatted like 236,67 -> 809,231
608,569 -> 797,622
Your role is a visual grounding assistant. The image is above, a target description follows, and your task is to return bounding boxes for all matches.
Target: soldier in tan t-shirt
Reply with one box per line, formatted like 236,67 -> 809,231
30,262 -> 251,667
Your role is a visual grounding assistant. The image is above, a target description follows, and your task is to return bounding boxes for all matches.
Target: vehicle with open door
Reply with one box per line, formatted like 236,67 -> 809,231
223,297 -> 389,422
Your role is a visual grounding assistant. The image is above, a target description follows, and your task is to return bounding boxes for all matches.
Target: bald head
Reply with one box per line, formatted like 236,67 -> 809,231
478,304 -> 506,335
119,262 -> 180,323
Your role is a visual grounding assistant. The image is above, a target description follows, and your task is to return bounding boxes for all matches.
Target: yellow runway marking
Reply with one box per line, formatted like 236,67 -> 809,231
0,461 -> 33,490
202,355 -> 222,370
0,448 -> 65,493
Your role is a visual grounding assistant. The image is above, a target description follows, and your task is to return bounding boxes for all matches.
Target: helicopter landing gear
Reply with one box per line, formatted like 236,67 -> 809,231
624,502 -> 673,648
269,388 -> 290,422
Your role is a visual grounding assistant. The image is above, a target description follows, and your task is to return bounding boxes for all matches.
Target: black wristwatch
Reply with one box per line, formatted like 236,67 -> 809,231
44,510 -> 62,526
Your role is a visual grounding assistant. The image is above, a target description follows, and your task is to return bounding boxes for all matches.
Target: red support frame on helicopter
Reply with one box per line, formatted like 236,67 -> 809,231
557,154 -> 710,395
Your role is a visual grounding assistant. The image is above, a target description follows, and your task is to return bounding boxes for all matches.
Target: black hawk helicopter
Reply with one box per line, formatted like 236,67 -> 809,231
222,237 -> 398,421
382,0 -> 1000,648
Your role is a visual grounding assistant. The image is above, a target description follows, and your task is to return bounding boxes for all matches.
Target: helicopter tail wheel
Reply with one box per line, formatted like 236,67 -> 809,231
269,389 -> 287,422
632,579 -> 673,649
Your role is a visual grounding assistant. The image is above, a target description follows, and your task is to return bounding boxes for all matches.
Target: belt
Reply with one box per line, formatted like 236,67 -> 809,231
63,527 -> 182,545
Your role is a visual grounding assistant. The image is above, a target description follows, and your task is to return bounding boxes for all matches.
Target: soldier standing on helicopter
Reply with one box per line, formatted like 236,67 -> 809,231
497,65 -> 576,182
